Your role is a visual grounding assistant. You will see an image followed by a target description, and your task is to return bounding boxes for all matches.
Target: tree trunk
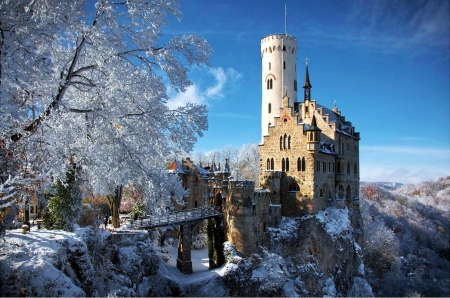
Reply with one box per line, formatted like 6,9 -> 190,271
107,185 -> 123,228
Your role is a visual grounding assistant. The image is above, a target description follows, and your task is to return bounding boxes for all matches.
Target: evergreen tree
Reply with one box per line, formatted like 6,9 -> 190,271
44,168 -> 82,231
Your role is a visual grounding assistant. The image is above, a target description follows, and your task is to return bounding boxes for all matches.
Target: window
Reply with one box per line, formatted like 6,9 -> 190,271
283,134 -> 288,149
283,61 -> 286,69
337,161 -> 341,173
316,160 -> 321,171
323,161 -> 326,172
195,201 -> 198,208
302,157 -> 306,172
267,158 -> 270,170
286,158 -> 290,171
347,161 -> 350,174
289,183 -> 300,192
354,162 -> 358,175
297,157 -> 301,171
269,62 -> 271,70
294,80 -> 297,91
282,158 -> 285,171
288,135 -> 291,149
267,78 -> 273,90
268,103 -> 272,113
280,136 -> 283,150
271,158 -> 274,170
283,45 -> 286,52
320,188 -> 323,198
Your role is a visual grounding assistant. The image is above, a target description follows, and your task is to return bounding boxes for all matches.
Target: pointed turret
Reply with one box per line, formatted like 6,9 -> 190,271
303,60 -> 312,102
307,114 -> 321,152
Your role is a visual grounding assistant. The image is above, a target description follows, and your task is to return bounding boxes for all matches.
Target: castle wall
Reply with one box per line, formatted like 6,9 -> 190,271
223,180 -> 270,256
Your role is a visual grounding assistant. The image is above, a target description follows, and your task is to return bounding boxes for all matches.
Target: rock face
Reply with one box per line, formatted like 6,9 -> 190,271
219,205 -> 372,297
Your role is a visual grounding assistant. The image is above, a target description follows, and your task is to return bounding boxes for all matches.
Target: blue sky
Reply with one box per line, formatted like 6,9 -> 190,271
164,0 -> 449,184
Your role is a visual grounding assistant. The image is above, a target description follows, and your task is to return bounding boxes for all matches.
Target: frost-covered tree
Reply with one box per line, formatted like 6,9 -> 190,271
1,0 -> 212,227
233,143 -> 259,180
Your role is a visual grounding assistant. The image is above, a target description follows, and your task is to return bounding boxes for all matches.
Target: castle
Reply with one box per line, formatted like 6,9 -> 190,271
168,33 -> 360,257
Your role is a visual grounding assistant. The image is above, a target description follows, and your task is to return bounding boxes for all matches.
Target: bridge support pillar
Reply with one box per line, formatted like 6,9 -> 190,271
177,223 -> 193,274
207,216 -> 225,269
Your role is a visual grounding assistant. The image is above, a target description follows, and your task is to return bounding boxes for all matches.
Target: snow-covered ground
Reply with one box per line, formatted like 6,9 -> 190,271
0,226 -> 95,296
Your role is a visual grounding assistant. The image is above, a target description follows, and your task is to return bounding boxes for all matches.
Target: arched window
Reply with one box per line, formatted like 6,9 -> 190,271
289,183 -> 300,192
268,103 -> 272,113
286,158 -> 290,171
294,80 -> 297,91
297,157 -> 301,171
267,158 -> 270,170
282,158 -> 285,171
337,161 -> 341,173
269,62 -> 271,70
283,45 -> 286,52
283,134 -> 288,149
271,158 -> 274,170
283,61 -> 286,69
302,157 -> 306,171
347,161 -> 350,174
320,188 -> 323,198
354,162 -> 358,175
288,135 -> 291,149
279,136 -> 283,150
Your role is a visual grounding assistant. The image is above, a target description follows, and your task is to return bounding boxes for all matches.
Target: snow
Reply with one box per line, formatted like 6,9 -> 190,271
315,207 -> 352,240
0,227 -> 87,296
323,277 -> 337,297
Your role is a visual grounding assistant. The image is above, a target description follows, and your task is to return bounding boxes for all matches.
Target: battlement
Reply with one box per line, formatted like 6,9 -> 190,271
262,170 -> 282,179
261,33 -> 296,44
228,179 -> 255,189
254,189 -> 270,199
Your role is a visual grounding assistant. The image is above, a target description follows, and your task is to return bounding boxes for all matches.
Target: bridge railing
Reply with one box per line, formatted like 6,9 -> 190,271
131,205 -> 222,229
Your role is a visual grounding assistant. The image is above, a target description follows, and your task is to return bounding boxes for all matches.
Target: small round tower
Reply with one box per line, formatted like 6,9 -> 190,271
261,34 -> 298,142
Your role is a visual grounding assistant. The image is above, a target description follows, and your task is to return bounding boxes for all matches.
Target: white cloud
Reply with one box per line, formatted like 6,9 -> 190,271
167,67 -> 242,109
304,0 -> 449,56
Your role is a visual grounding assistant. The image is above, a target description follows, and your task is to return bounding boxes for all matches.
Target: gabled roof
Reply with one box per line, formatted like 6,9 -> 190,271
167,160 -> 184,174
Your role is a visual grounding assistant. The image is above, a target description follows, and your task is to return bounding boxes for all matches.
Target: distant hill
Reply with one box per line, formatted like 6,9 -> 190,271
360,176 -> 450,297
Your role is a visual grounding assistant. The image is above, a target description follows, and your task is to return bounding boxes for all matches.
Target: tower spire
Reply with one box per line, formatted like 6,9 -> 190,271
303,58 -> 312,102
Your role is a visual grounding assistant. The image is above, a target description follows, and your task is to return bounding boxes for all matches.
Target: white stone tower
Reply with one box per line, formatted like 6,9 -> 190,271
260,34 -> 298,143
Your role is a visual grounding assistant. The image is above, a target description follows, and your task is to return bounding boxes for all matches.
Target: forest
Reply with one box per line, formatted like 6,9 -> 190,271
360,177 -> 449,297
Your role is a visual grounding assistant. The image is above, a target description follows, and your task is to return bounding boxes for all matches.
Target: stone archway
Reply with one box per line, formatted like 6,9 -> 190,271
213,192 -> 223,206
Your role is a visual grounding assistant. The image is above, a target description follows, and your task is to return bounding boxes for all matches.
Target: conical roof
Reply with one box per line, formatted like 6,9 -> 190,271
303,62 -> 312,89
307,114 -> 321,131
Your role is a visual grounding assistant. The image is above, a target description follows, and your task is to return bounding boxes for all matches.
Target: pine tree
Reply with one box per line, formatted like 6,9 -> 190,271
44,168 -> 82,231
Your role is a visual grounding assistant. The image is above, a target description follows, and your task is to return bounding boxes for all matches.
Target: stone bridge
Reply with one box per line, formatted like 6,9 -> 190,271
130,206 -> 223,274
